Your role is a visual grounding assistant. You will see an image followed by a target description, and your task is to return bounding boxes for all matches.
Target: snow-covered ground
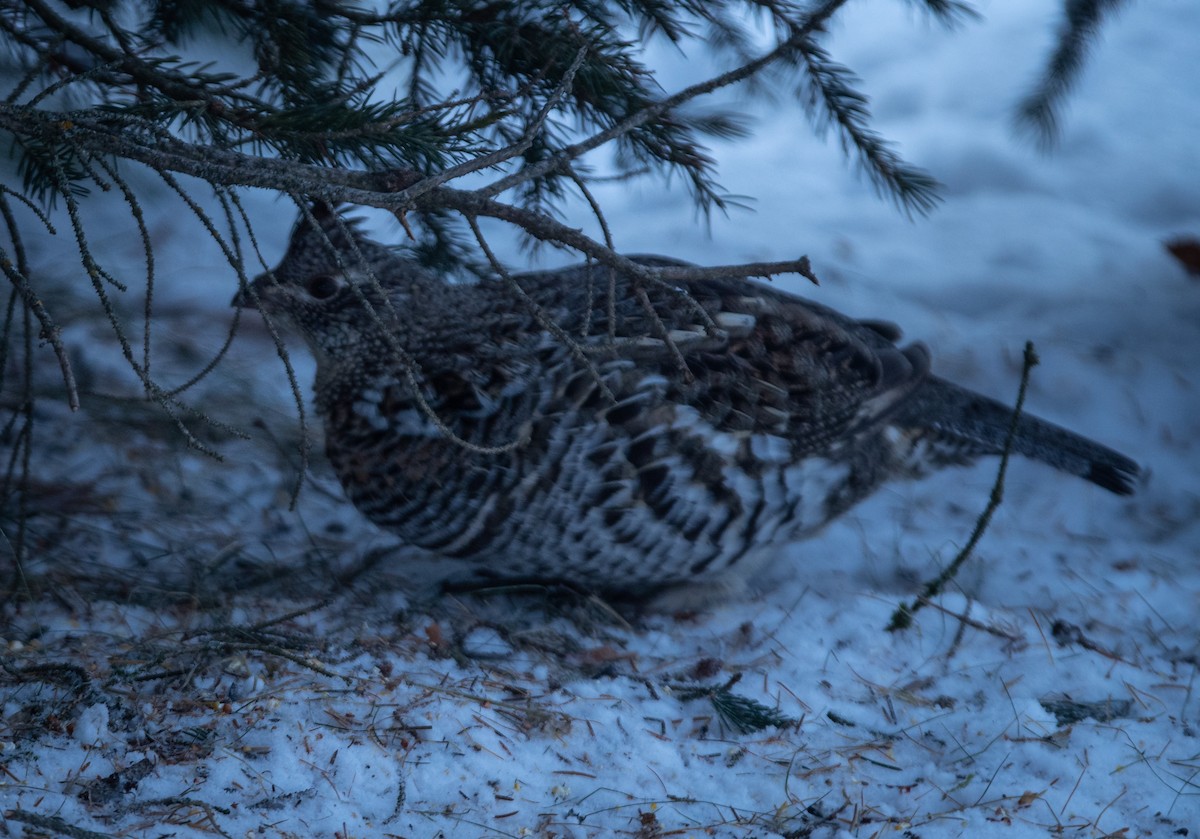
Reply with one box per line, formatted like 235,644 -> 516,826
4,1 -> 1200,837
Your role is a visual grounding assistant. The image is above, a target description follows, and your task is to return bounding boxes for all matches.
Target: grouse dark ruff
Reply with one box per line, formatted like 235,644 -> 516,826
235,211 -> 1139,595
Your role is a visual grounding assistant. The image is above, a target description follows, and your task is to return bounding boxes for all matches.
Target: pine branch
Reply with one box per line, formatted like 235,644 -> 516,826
677,676 -> 797,734
479,0 -> 854,203
1016,0 -> 1130,148
1,0 -> 960,221
0,0 -> 1127,469
19,0 -> 273,114
0,104 -> 818,299
796,40 -> 940,215
903,0 -> 981,26
396,46 -> 591,205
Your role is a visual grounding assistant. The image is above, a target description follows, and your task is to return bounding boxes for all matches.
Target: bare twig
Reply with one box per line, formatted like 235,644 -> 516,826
466,214 -> 615,404
562,165 -> 614,341
656,258 -> 818,285
393,45 -> 590,204
291,200 -> 529,456
887,342 -> 1040,631
90,155 -> 155,397
0,195 -> 78,411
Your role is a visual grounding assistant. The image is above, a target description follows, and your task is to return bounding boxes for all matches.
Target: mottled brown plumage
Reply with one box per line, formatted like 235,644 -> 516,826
234,209 -> 1139,595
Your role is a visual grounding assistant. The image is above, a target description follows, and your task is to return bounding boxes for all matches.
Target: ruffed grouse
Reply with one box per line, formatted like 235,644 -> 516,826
234,209 -> 1139,595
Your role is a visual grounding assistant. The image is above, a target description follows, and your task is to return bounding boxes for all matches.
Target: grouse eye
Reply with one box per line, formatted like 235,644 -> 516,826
305,274 -> 341,300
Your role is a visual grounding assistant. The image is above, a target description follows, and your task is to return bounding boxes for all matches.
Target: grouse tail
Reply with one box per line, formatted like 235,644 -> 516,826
895,377 -> 1140,495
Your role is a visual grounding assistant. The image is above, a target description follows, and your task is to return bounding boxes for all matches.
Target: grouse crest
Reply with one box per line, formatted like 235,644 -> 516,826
234,209 -> 1139,595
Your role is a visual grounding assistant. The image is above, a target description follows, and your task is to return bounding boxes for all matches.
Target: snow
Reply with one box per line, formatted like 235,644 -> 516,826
3,1 -> 1200,837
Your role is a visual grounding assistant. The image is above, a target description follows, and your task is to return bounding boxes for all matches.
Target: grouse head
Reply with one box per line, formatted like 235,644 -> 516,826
233,205 -> 440,364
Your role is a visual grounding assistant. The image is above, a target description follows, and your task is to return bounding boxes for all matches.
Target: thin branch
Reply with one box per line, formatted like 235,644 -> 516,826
291,200 -> 528,456
466,214 -> 615,404
0,196 -> 78,411
563,166 -> 614,341
394,45 -> 590,204
656,258 -> 818,285
0,193 -> 38,586
888,342 -> 1040,631
632,280 -> 693,382
162,187 -> 248,399
227,191 -> 312,506
90,155 -> 155,397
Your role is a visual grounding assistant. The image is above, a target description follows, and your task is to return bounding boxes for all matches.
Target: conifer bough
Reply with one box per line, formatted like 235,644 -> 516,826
0,0 -> 1121,415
